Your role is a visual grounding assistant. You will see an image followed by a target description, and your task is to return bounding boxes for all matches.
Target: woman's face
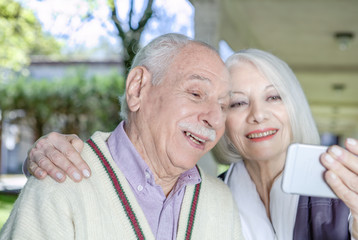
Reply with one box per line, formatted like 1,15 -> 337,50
226,61 -> 293,163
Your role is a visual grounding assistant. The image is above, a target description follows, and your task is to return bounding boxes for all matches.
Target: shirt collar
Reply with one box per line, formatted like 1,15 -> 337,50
107,121 -> 201,195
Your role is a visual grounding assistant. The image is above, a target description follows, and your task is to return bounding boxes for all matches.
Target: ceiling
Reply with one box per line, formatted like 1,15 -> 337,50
191,0 -> 358,138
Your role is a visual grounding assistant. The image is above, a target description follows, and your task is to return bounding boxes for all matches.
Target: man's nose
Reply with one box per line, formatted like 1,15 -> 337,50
198,103 -> 225,130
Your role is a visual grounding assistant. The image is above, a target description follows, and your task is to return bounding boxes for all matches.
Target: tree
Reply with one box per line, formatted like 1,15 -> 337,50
25,0 -> 194,75
0,0 -> 61,75
74,0 -> 155,75
109,0 -> 154,74
0,0 -> 62,171
0,71 -> 125,141
28,0 -> 155,76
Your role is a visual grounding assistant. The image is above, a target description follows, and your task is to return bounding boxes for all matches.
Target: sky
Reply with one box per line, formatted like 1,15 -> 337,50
18,0 -> 234,60
20,0 -> 195,51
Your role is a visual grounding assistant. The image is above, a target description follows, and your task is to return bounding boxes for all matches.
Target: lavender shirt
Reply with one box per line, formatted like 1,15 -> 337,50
107,121 -> 201,240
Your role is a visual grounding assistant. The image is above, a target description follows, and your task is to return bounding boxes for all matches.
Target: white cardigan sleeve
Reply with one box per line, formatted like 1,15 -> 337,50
0,177 -> 75,240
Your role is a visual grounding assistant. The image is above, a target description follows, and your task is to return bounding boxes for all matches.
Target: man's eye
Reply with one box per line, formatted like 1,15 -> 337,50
230,101 -> 247,108
190,92 -> 201,98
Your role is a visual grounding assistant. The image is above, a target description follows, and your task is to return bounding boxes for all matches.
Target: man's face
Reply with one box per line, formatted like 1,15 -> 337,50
133,43 -> 230,177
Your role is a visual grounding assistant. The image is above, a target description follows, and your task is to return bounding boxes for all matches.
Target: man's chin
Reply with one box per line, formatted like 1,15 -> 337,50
174,157 -> 201,171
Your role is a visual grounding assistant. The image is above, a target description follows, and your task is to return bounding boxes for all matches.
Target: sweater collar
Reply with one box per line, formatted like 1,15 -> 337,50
107,121 -> 201,196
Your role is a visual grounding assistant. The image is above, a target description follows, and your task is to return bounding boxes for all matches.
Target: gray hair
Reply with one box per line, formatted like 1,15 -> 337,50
119,33 -> 218,120
214,49 -> 320,164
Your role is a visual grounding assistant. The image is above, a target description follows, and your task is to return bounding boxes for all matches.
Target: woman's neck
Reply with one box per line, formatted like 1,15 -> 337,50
243,157 -> 285,220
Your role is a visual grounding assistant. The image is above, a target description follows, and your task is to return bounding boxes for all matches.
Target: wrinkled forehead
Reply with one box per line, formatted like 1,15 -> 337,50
175,43 -> 230,82
179,42 -> 222,64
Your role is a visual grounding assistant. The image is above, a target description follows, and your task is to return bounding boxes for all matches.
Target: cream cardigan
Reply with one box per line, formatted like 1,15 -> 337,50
1,131 -> 244,240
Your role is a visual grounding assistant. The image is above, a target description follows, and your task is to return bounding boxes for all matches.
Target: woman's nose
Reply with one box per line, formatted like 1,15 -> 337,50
247,101 -> 268,124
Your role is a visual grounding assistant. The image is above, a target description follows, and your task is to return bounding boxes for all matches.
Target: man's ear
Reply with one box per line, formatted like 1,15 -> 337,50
125,66 -> 151,112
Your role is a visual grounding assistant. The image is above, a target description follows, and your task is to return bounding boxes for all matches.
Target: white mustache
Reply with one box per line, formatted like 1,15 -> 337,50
179,122 -> 216,142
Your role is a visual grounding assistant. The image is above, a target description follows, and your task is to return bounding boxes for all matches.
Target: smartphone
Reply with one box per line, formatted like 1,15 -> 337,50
281,143 -> 338,198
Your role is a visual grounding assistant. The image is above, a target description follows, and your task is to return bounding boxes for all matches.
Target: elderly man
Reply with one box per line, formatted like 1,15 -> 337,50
0,33 -> 243,240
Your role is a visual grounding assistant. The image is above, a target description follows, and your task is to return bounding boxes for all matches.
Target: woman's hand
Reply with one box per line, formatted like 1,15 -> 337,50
321,138 -> 358,238
27,132 -> 90,182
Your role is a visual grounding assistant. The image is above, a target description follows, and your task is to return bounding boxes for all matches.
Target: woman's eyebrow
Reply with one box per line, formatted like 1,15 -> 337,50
265,84 -> 275,90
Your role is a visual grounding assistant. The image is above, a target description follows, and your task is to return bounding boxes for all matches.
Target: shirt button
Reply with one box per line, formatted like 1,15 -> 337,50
145,172 -> 150,179
137,185 -> 143,191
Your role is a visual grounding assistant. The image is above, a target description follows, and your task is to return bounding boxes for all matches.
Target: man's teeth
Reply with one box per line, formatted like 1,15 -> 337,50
247,130 -> 277,139
186,132 -> 206,144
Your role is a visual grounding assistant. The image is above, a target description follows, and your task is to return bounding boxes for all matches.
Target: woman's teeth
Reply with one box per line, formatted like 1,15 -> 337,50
247,130 -> 277,139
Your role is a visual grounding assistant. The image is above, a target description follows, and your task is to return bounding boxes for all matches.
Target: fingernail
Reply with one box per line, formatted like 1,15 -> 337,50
347,138 -> 357,146
56,172 -> 64,180
330,172 -> 337,180
325,154 -> 335,164
73,172 -> 81,181
38,170 -> 44,177
83,169 -> 90,178
331,147 -> 342,157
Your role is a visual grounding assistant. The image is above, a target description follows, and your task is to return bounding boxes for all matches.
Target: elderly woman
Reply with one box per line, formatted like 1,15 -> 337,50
214,49 -> 358,240
22,49 -> 358,240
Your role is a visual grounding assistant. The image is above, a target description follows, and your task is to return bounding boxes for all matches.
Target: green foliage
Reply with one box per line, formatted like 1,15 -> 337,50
50,0 -> 154,75
0,71 -> 125,140
217,164 -> 230,176
0,0 -> 61,74
0,193 -> 18,230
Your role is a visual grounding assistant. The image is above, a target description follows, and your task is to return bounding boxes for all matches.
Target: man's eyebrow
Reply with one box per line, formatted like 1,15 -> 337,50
230,91 -> 244,95
188,74 -> 211,83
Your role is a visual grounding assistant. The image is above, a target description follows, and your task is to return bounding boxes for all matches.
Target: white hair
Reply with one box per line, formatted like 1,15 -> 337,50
119,33 -> 218,120
214,49 -> 320,164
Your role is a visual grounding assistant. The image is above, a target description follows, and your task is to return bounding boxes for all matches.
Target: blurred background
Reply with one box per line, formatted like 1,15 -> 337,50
0,0 -> 357,226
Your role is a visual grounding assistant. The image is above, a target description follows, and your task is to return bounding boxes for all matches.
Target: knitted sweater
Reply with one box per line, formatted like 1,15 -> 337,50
0,131 -> 243,240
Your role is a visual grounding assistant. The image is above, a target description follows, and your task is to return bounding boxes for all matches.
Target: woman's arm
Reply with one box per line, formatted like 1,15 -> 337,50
26,132 -> 90,182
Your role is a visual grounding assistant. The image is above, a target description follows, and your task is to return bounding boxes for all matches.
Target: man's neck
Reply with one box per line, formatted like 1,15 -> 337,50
124,119 -> 181,197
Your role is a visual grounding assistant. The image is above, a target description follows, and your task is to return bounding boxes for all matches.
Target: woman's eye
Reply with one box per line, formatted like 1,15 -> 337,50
268,95 -> 282,101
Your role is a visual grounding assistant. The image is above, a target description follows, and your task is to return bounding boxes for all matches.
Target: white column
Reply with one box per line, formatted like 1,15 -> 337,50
190,0 -> 223,176
191,0 -> 221,50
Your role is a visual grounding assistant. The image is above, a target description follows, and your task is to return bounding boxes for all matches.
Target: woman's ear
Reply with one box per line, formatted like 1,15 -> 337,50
125,66 -> 151,112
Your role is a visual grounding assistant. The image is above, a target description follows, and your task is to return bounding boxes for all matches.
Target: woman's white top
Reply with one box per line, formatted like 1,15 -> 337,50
225,160 -> 355,240
224,161 -> 299,240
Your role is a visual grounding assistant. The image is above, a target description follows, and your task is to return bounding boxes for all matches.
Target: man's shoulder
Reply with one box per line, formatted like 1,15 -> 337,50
199,169 -> 231,196
85,131 -> 112,150
191,169 -> 242,239
17,174 -> 74,206
81,131 -> 113,166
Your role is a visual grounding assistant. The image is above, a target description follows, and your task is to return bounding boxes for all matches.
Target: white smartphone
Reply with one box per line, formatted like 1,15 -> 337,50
282,143 -> 338,198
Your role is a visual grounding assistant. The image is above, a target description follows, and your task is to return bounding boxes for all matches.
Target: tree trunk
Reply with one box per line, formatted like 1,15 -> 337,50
0,111 -> 3,173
